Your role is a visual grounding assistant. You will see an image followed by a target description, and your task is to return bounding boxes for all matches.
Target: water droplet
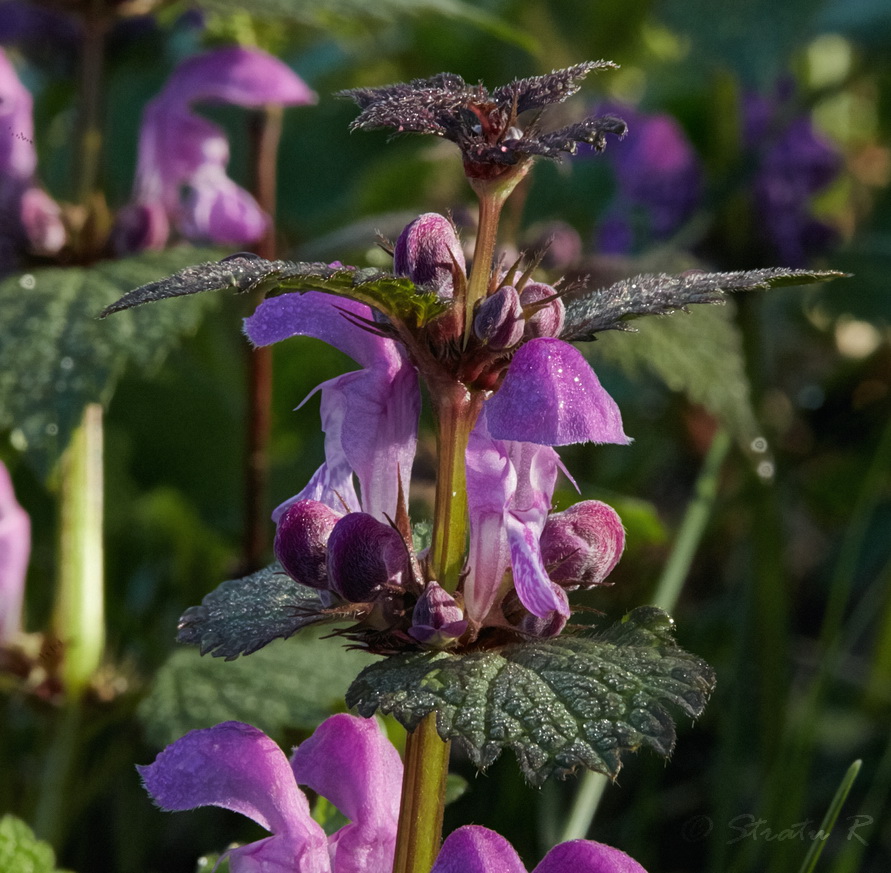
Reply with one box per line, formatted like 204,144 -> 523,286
10,429 -> 27,450
60,356 -> 74,370
757,460 -> 775,480
46,423 -> 58,436
19,273 -> 35,289
750,436 -> 768,453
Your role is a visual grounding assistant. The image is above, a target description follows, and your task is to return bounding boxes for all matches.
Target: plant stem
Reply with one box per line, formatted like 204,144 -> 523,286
34,699 -> 83,847
429,383 -> 482,591
54,403 -> 105,698
75,1 -> 108,207
392,713 -> 450,873
463,189 -> 506,343
242,105 -> 283,572
560,428 -> 731,843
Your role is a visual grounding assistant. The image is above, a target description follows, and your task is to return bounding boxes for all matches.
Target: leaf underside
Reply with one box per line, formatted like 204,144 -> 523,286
100,256 -> 448,328
177,563 -> 329,660
346,606 -> 715,786
563,267 -> 846,341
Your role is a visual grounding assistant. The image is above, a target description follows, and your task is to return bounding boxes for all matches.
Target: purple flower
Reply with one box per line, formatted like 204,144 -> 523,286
0,461 -> 30,644
464,409 -> 569,623
743,89 -> 841,265
244,291 -> 420,525
139,714 -> 402,873
112,46 -> 316,253
593,103 -> 702,254
432,825 -> 647,873
409,581 -> 468,647
140,717 -> 647,873
0,47 -> 65,266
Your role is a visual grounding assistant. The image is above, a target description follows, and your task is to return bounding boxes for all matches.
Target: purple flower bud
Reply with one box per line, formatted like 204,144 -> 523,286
540,500 -> 624,589
109,202 -> 170,256
502,587 -> 569,639
520,282 -> 565,339
326,513 -> 411,602
408,581 -> 468,647
394,213 -> 465,297
473,285 -> 524,349
274,499 -> 342,589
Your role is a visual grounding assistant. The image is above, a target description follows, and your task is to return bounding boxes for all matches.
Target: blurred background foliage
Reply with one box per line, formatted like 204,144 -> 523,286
1,0 -> 889,871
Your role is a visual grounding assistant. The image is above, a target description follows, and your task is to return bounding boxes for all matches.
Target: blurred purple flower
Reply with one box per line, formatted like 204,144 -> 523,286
0,47 -> 65,267
112,46 -> 316,253
743,90 -> 841,265
593,103 -> 702,254
0,1 -> 81,58
140,716 -> 647,873
0,461 -> 30,644
139,714 -> 402,873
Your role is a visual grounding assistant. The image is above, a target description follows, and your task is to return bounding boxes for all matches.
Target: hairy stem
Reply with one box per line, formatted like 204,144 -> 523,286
242,106 -> 283,572
75,2 -> 108,207
392,713 -> 450,873
463,190 -> 506,343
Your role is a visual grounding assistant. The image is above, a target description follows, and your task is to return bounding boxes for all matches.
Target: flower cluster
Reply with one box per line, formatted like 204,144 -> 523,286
140,714 -> 647,873
252,210 -> 627,652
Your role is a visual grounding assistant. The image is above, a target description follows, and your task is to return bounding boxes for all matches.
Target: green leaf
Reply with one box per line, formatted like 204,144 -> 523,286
176,563 -> 328,660
140,628 -> 377,747
346,606 -> 714,787
0,249 -> 219,479
590,302 -> 764,453
0,815 -> 67,873
563,267 -> 845,341
100,257 -> 448,330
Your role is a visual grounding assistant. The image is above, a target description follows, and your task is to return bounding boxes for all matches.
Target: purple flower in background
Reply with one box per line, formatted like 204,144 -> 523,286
112,46 -> 316,253
140,716 -> 647,873
0,461 -> 30,644
593,103 -> 702,254
432,825 -> 648,873
743,89 -> 841,265
0,47 -> 65,268
139,714 -> 402,873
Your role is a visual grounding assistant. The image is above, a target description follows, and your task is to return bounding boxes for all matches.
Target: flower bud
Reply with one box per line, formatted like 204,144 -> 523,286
274,499 -> 342,589
394,213 -> 465,297
501,586 -> 568,639
408,581 -> 467,648
326,513 -> 411,602
540,500 -> 625,589
473,285 -> 524,349
19,187 -> 65,255
520,281 -> 565,339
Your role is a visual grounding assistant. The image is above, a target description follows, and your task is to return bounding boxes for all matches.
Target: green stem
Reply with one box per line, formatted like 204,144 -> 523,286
429,384 -> 482,591
559,428 -> 731,843
463,190 -> 507,343
392,713 -> 450,873
54,403 -> 105,698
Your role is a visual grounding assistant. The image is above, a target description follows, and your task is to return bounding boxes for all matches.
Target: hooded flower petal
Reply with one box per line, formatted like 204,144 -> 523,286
246,292 -> 420,522
179,166 -> 269,244
394,212 -> 465,296
431,826 -> 528,873
137,722 -> 328,866
431,826 -> 648,873
465,412 -> 566,621
485,338 -> 630,446
0,461 -> 30,643
291,714 -> 402,873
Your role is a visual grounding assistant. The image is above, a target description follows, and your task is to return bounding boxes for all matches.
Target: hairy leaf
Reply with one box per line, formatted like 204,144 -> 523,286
591,302 -> 765,454
347,606 -> 714,786
563,268 -> 845,341
100,256 -> 448,329
0,250 -> 218,479
140,629 -> 376,747
176,563 -> 329,660
0,815 -> 67,873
